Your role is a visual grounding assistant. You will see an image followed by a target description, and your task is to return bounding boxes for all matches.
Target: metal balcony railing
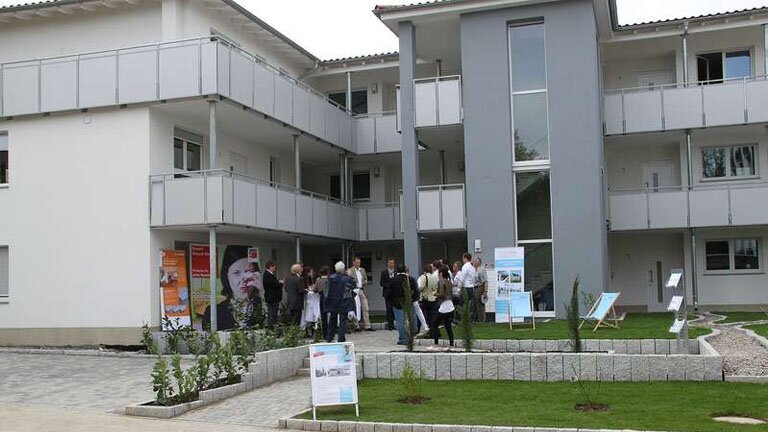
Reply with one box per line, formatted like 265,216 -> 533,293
395,75 -> 463,129
353,111 -> 401,154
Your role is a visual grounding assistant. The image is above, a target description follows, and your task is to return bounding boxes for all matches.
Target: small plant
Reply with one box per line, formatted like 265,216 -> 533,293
570,364 -> 608,412
403,276 -> 415,352
256,328 -> 279,352
180,326 -> 205,355
229,329 -> 255,374
151,355 -> 174,406
162,316 -> 184,354
566,277 -> 582,353
251,301 -> 266,329
171,353 -> 196,403
581,291 -> 598,313
220,344 -> 239,385
460,287 -> 474,352
281,324 -> 304,348
193,355 -> 211,392
208,333 -> 224,385
398,363 -> 428,404
141,322 -> 158,355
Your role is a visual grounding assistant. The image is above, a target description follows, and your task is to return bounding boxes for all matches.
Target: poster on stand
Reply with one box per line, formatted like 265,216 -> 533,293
159,250 -> 191,329
494,247 -> 525,323
309,342 -> 358,409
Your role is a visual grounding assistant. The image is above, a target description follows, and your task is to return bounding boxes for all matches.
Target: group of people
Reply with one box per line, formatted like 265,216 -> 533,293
202,245 -> 487,349
379,253 -> 488,346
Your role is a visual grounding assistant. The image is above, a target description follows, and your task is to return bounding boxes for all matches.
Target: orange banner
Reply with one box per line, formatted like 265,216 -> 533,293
160,250 -> 191,329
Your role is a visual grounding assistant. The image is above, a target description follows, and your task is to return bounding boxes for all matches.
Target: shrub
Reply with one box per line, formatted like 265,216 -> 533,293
151,355 -> 174,406
403,276 -> 415,352
141,322 -> 158,355
398,362 -> 428,404
180,326 -> 205,355
171,353 -> 196,403
229,329 -> 255,374
460,288 -> 474,352
281,324 -> 304,348
162,316 -> 184,354
566,277 -> 582,353
193,355 -> 211,392
256,328 -> 279,352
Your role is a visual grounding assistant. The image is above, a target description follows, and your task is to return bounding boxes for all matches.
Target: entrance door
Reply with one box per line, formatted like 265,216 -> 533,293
642,161 -> 674,192
638,70 -> 672,90
647,258 -> 675,312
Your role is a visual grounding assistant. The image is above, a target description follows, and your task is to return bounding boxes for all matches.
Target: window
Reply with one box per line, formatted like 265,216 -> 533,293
352,171 -> 370,201
515,171 -> 551,240
329,90 -> 368,115
330,174 -> 341,199
702,145 -> 756,179
705,239 -> 761,272
269,157 -> 281,185
173,129 -> 202,172
0,133 -> 7,184
697,50 -> 751,83
0,246 -> 7,297
509,22 -> 549,162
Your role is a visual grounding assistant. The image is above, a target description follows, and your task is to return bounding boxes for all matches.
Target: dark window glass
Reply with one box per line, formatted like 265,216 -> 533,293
186,142 -> 201,172
173,138 -> 184,170
508,23 -> 546,92
353,172 -> 370,200
702,148 -> 727,178
734,239 -> 759,270
705,240 -> 730,270
0,151 -> 7,184
330,174 -> 341,199
697,52 -> 723,84
516,171 -> 551,240
513,92 -> 549,161
328,90 -> 368,114
730,146 -> 755,177
524,242 -> 553,312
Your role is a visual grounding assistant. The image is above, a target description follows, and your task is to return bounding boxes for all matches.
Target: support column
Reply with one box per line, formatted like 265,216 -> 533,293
208,226 -> 217,331
209,100 -> 218,169
399,21 -> 422,275
339,154 -> 346,202
293,134 -> 301,189
295,237 -> 302,263
345,155 -> 353,204
682,22 -> 689,86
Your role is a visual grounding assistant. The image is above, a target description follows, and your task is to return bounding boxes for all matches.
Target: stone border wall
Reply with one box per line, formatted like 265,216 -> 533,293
279,418 -> 673,432
414,338 -> 701,354
358,351 -> 723,381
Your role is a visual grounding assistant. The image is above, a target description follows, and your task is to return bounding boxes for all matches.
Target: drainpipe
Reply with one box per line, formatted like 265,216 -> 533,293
682,22 -> 689,87
438,150 -> 446,184
436,59 -> 442,77
293,135 -> 301,189
208,99 -> 218,332
346,71 -> 352,114
764,24 -> 768,77
685,129 -> 699,310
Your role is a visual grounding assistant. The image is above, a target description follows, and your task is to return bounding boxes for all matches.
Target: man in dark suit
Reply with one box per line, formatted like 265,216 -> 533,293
284,263 -> 305,326
386,265 -> 418,345
324,261 -> 356,342
379,257 -> 397,330
262,260 -> 283,329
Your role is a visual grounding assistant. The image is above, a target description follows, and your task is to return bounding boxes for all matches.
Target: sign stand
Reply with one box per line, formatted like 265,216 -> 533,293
509,291 -> 535,330
666,268 -> 689,354
309,342 -> 360,421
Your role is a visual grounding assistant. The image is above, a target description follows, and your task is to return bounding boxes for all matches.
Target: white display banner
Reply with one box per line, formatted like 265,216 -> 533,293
494,247 -> 525,323
309,342 -> 359,409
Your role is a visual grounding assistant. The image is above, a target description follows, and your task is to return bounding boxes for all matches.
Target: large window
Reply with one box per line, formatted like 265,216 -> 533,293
701,145 -> 756,180
697,50 -> 752,83
329,90 -> 368,115
515,171 -> 551,240
509,22 -> 549,162
705,239 -> 761,272
0,133 -> 7,184
173,129 -> 202,172
330,171 -> 370,201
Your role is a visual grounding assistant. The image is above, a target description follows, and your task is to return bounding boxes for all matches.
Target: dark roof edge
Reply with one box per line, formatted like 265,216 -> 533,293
0,0 -> 97,12
373,0 -> 465,17
612,3 -> 768,32
322,52 -> 399,64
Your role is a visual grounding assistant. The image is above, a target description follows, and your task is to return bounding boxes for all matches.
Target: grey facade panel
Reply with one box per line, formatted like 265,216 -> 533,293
460,0 -> 607,316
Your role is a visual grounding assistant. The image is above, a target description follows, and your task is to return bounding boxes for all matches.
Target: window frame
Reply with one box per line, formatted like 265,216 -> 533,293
696,48 -> 753,83
0,245 -> 8,301
0,132 -> 8,186
327,89 -> 368,115
173,136 -> 203,173
699,143 -> 758,181
704,237 -> 763,275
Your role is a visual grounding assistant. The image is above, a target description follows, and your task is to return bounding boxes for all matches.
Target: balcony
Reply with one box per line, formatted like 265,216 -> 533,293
396,75 -> 463,129
150,170 -> 358,240
354,111 -> 401,154
0,36 -> 354,151
403,184 -> 467,231
604,76 -> 768,135
357,203 -> 402,241
608,182 -> 768,231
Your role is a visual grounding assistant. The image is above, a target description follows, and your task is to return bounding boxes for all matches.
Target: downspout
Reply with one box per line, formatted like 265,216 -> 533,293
682,21 -> 699,310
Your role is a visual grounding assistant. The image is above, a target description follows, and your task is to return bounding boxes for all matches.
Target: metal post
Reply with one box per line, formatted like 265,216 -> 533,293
764,24 -> 768,78
339,154 -> 346,203
436,59 -> 442,77
438,150 -> 446,184
682,22 -> 689,86
684,129 -> 699,310
346,71 -> 352,114
345,156 -> 353,205
690,229 -> 699,311
209,226 -> 218,332
209,100 -> 218,169
295,237 -> 302,263
293,134 -> 301,189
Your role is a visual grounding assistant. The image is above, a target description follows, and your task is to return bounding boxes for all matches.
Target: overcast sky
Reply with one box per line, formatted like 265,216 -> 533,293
2,0 -> 767,59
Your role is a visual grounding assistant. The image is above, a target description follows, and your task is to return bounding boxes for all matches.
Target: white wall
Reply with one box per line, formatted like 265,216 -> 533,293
605,141 -> 682,190
602,55 -> 676,91
0,4 -> 162,63
0,107 -> 153,329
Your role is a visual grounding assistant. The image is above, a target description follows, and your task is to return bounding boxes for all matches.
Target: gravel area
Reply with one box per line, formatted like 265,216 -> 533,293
701,313 -> 768,376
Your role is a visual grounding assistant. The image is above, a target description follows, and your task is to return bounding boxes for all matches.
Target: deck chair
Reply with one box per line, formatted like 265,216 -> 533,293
509,291 -> 535,330
579,292 -> 621,331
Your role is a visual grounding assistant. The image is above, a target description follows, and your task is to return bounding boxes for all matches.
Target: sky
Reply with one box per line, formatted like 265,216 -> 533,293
1,0 -> 767,59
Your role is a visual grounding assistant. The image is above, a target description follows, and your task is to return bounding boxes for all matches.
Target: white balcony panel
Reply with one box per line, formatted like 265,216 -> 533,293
253,61 -> 275,116
328,204 -> 342,238
79,54 -> 117,107
325,106 -> 340,144
216,45 -> 230,98
440,187 -> 465,229
603,93 -> 623,135
200,42 -> 218,95
689,189 -> 729,227
609,193 -> 647,230
355,117 -> 375,154
256,184 -> 277,229
342,206 -> 357,239
731,186 -> 768,226
277,189 -> 296,232
296,194 -> 313,233
376,114 -> 400,153
358,211 -> 367,240
312,197 -> 329,236
118,48 -> 157,104
624,90 -> 662,133
703,82 -> 744,127
368,207 -> 397,241
159,43 -> 200,99
418,189 -> 441,230
273,75 -> 293,124
41,59 -> 77,112
663,87 -> 703,130
394,206 -> 402,238
414,80 -> 437,127
339,111 -> 353,150
746,80 -> 768,123
437,78 -> 462,125
150,180 -> 165,226
232,178 -> 256,226
164,177 -> 206,225
206,176 -> 226,224
230,50 -> 254,107
2,62 -> 39,115
396,87 -> 402,132
309,96 -> 326,138
648,191 -> 686,229
293,86 -> 311,132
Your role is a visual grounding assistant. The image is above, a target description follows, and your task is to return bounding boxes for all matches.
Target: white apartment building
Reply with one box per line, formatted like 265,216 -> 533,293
0,0 -> 766,346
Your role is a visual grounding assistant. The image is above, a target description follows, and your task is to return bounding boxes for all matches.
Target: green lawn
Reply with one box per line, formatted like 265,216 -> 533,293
713,311 -> 768,324
451,313 -> 710,340
305,380 -> 768,432
745,323 -> 768,338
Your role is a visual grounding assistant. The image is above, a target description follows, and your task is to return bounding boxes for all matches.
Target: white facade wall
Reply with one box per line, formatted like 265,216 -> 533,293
605,141 -> 682,190
0,108 -> 152,329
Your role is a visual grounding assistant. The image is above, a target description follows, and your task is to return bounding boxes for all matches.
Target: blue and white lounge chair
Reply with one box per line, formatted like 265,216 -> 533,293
579,292 -> 621,331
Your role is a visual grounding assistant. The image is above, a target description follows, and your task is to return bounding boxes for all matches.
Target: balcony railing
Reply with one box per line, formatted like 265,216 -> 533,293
396,75 -> 463,129
354,111 -> 401,154
608,181 -> 768,231
604,75 -> 768,135
357,202 -> 402,241
400,184 -> 466,231
0,36 -> 354,151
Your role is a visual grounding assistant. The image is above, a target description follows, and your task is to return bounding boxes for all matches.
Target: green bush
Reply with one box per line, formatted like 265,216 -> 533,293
141,322 -> 158,355
399,362 -> 428,404
566,277 -> 582,353
171,353 -> 196,403
460,288 -> 474,352
151,355 -> 174,406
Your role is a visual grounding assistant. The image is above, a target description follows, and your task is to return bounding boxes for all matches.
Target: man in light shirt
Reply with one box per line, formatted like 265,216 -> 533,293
455,253 -> 477,321
347,257 -> 374,331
